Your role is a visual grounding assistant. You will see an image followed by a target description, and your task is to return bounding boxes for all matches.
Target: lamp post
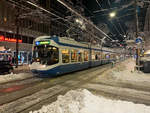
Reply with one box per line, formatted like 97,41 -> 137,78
134,0 -> 140,71
15,8 -> 20,68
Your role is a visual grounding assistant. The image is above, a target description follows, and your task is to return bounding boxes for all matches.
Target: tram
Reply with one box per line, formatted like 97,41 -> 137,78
30,36 -> 119,76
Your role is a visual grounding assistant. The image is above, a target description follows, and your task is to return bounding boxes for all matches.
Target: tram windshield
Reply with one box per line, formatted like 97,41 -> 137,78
33,45 -> 59,65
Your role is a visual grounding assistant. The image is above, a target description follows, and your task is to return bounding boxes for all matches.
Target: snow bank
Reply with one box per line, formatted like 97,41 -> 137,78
30,89 -> 150,113
111,70 -> 150,82
111,59 -> 150,82
0,73 -> 33,84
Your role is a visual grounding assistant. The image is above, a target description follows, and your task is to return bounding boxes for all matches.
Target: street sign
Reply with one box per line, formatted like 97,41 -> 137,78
135,37 -> 142,44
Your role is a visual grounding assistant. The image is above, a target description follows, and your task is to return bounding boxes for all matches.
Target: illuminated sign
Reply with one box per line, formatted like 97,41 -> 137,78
35,41 -> 50,45
0,35 -> 22,43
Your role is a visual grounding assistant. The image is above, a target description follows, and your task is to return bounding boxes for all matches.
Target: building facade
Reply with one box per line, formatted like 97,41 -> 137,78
0,0 -> 68,64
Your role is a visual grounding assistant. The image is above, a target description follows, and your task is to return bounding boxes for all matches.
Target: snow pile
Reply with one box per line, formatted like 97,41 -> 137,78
0,73 -> 33,84
30,89 -> 150,113
111,59 -> 150,82
111,70 -> 150,82
124,58 -> 136,72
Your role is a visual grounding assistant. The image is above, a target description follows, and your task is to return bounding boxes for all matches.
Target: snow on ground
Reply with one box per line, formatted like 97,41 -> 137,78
29,89 -> 150,113
0,73 -> 33,84
108,58 -> 150,82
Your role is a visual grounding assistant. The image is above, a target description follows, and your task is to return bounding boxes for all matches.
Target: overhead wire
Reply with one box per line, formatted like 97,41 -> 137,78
57,0 -> 114,42
7,0 -> 121,46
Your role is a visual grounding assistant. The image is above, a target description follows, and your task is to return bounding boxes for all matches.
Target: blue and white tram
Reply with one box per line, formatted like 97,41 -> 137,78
30,36 -> 117,76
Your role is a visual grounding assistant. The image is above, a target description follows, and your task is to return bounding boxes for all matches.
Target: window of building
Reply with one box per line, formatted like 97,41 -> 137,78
84,51 -> 88,61
28,37 -> 33,44
22,36 -> 28,43
71,49 -> 77,62
62,49 -> 70,63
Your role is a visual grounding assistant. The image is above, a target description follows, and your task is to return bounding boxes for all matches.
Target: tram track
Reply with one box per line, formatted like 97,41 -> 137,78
2,62 -> 150,113
14,66 -> 109,113
0,64 -> 111,113
0,73 -> 35,86
18,65 -> 150,113
0,64 -> 111,107
82,83 -> 150,106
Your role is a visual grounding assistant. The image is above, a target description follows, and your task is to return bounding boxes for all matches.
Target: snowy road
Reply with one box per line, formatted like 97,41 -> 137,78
0,64 -> 110,113
1,59 -> 150,113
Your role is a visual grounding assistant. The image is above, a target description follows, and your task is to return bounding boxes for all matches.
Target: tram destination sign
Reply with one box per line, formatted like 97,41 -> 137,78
35,41 -> 50,45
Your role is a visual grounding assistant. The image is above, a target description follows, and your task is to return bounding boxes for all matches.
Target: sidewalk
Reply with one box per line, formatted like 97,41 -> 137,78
0,64 -> 33,84
13,64 -> 31,74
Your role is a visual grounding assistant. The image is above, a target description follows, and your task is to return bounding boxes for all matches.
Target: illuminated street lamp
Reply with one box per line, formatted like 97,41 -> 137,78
75,18 -> 83,25
75,18 -> 86,30
109,12 -> 116,18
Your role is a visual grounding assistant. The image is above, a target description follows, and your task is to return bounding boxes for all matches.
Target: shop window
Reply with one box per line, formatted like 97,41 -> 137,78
84,51 -> 88,61
71,50 -> 77,62
62,49 -> 70,63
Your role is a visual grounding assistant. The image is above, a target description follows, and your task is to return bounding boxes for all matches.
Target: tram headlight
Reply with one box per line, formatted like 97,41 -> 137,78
42,65 -> 46,68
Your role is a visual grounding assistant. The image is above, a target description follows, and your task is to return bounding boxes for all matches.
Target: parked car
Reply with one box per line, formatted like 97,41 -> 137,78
0,51 -> 13,74
140,50 -> 150,73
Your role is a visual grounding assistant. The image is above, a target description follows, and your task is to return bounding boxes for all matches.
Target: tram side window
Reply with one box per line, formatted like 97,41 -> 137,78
46,46 -> 59,65
71,50 -> 77,62
78,51 -> 83,62
92,50 -> 95,60
98,52 -> 101,60
95,52 -> 99,60
84,51 -> 88,61
102,53 -> 105,59
62,49 -> 70,63
106,54 -> 110,59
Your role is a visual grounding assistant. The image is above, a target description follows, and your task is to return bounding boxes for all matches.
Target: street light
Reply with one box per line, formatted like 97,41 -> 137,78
75,18 -> 86,30
75,18 -> 83,25
109,12 -> 116,18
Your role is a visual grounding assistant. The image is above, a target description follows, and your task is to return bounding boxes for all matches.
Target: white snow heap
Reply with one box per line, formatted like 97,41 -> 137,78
30,89 -> 150,113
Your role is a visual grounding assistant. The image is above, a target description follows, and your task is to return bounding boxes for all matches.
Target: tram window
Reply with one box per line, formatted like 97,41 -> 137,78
95,54 -> 98,60
62,49 -> 70,63
71,50 -> 77,62
106,54 -> 110,59
102,53 -> 105,59
78,52 -> 83,62
92,50 -> 95,60
84,51 -> 88,61
110,54 -> 114,59
98,52 -> 101,60
95,52 -> 99,60
33,45 -> 59,65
